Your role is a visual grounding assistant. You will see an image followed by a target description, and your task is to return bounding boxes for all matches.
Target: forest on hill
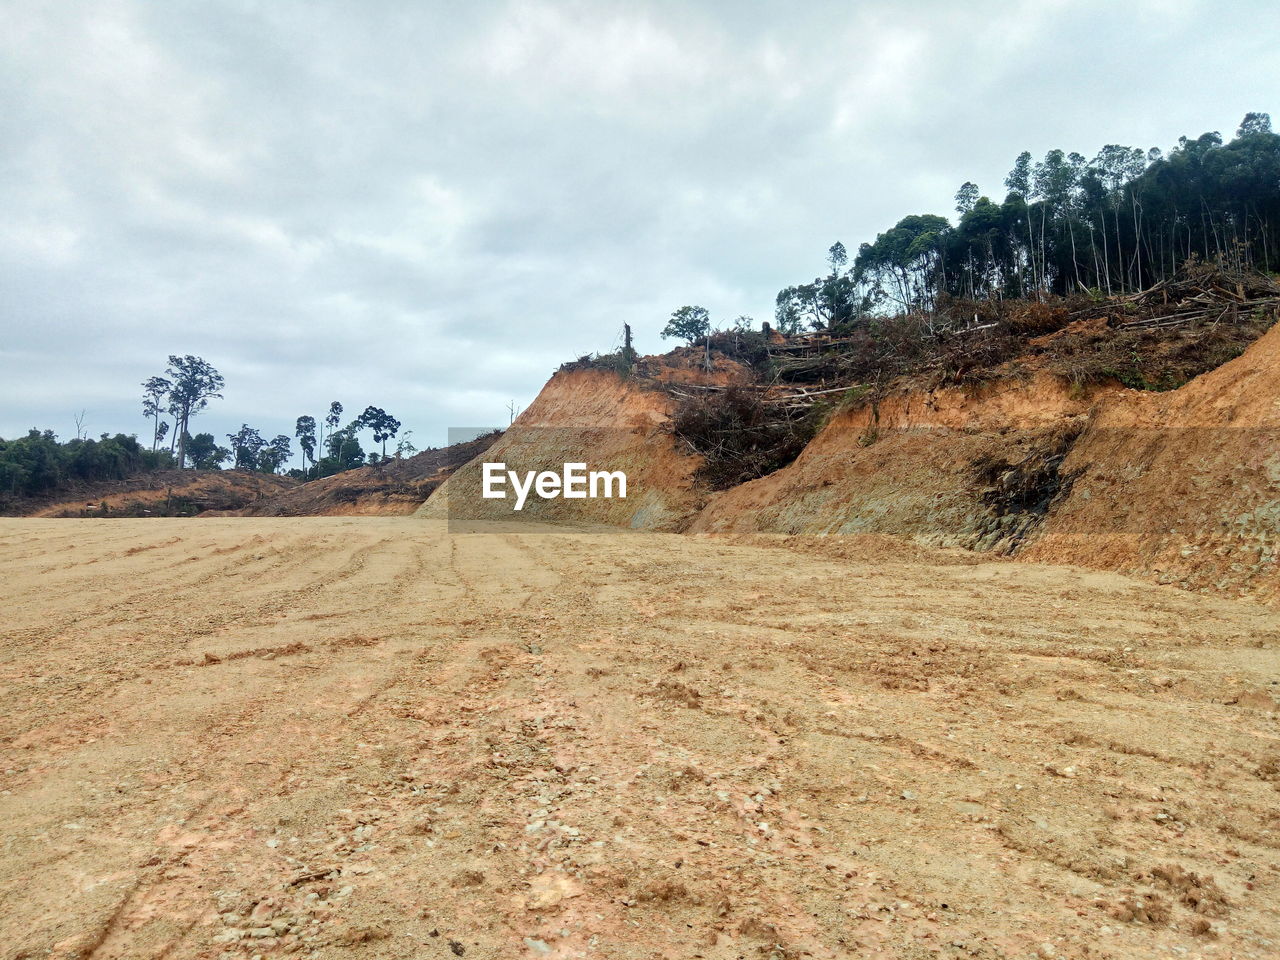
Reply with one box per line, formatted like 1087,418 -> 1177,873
772,112 -> 1279,330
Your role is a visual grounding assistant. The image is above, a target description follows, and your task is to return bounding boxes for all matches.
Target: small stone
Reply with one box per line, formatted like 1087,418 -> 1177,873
523,939 -> 552,955
900,790 -> 917,801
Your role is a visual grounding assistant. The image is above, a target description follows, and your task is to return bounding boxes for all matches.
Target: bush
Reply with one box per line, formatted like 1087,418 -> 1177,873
0,429 -> 171,503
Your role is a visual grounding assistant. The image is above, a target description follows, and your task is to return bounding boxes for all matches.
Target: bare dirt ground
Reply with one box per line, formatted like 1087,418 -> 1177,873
1,519 -> 1278,960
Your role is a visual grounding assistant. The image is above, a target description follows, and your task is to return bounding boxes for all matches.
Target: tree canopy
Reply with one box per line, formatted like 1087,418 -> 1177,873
771,114 -> 1280,330
661,306 -> 712,344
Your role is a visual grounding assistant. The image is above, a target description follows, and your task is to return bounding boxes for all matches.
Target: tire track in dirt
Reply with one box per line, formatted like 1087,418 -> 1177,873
1,518 -> 1278,959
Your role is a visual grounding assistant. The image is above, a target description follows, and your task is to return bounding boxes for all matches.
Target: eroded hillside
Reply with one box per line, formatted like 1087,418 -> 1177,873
429,268 -> 1280,602
418,352 -> 746,530
8,469 -> 297,518
230,432 -> 502,517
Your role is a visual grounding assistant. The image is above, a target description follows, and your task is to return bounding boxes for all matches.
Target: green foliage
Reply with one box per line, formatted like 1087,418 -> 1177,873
226,424 -> 267,470
356,406 -> 402,459
295,416 -> 317,473
661,305 -> 711,344
559,349 -> 636,377
773,114 -> 1280,323
259,435 -> 293,474
0,430 -> 160,501
316,423 -> 366,476
161,355 -> 224,468
141,376 -> 171,452
186,433 -> 230,470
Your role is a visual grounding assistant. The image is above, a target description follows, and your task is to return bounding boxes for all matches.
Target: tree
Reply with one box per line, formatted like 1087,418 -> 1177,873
259,435 -> 292,474
759,113 -> 1280,312
1238,111 -> 1272,137
163,356 -> 224,469
187,432 -> 230,470
141,377 -> 171,452
827,241 -> 848,272
1004,151 -> 1032,198
774,288 -> 806,335
661,305 -> 711,344
324,402 -> 343,452
295,415 -> 317,476
226,424 -> 266,471
853,214 -> 951,311
357,406 -> 402,459
323,425 -> 365,473
395,430 -> 417,458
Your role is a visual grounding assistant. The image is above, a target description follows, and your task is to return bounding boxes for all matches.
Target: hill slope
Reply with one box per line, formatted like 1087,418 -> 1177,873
434,278 -> 1280,601
6,469 -> 296,517
417,352 -> 745,529
231,432 -> 502,517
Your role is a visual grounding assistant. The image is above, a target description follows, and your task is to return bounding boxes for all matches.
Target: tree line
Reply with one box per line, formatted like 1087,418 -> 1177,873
0,354 -> 415,499
139,355 -> 411,477
655,116 -> 1280,344
765,112 -> 1279,332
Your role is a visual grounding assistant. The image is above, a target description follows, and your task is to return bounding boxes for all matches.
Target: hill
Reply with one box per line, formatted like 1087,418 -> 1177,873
232,431 -> 502,517
433,265 -> 1280,602
5,469 -> 297,517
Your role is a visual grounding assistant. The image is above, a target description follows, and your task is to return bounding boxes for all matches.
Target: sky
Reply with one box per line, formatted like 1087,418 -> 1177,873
1,0 -> 1277,459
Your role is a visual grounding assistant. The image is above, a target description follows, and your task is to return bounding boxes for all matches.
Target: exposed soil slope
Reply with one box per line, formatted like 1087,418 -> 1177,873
689,322 -> 1280,601
690,372 -> 1115,544
1027,320 -> 1280,601
2,518 -> 1278,959
418,366 -> 712,530
232,432 -> 501,517
7,470 -> 296,518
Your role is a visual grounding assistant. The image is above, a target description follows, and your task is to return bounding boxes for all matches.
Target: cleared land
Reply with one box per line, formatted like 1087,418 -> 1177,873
1,519 -> 1278,960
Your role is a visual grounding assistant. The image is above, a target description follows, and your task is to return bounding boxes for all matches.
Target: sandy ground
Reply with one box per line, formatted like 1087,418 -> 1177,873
1,519 -> 1278,960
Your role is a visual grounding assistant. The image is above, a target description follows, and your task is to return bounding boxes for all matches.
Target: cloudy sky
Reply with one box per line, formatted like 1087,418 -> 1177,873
2,0 -> 1276,457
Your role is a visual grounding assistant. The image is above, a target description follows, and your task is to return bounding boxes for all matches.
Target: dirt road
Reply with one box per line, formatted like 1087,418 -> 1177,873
1,518 -> 1278,960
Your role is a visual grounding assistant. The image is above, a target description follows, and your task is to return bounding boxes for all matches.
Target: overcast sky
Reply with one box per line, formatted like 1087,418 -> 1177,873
2,0 -> 1276,457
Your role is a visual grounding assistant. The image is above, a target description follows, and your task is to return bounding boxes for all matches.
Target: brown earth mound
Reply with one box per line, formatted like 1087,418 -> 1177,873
418,367 -> 707,530
11,469 -> 296,518
689,371 -> 1115,544
232,432 -> 501,517
448,274 -> 1280,601
691,321 -> 1280,602
1027,320 -> 1280,602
